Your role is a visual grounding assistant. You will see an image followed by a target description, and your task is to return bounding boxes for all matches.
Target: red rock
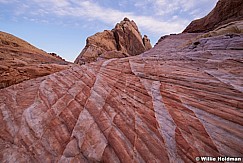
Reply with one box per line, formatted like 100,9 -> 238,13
1,30 -> 243,162
1,2 -> 243,162
0,31 -> 69,89
74,18 -> 152,64
48,52 -> 66,61
183,0 -> 243,33
143,35 -> 152,50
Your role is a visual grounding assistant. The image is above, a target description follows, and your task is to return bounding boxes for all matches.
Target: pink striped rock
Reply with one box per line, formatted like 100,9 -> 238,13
0,33 -> 242,162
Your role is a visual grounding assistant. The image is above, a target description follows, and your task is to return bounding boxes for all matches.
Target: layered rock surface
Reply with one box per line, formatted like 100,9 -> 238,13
200,20 -> 243,38
1,31 -> 242,162
183,0 -> 243,33
74,18 -> 152,64
0,31 -> 69,89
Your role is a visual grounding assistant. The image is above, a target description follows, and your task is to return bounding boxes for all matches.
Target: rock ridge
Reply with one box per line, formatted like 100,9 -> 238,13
183,0 -> 243,33
0,31 -> 69,89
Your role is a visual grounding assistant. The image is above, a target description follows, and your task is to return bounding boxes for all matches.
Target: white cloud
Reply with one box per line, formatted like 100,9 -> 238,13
152,0 -> 195,15
118,0 -> 129,7
26,0 -> 187,35
5,0 -> 217,35
15,4 -> 30,16
33,0 -> 70,7
0,0 -> 13,3
130,16 -> 188,34
135,0 -> 217,17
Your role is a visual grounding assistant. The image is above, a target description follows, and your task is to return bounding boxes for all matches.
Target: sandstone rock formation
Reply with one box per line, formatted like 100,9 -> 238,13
1,30 -> 243,162
202,20 -> 243,37
1,0 -> 243,162
0,31 -> 69,89
143,35 -> 153,50
183,0 -> 243,33
75,18 -> 152,64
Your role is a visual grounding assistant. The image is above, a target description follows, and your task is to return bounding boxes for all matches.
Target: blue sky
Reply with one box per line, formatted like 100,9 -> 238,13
0,0 -> 218,62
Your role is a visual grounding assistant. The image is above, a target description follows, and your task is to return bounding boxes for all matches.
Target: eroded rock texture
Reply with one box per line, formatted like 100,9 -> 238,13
1,32 -> 243,162
202,20 -> 243,38
0,31 -> 69,89
74,18 -> 152,64
183,0 -> 243,33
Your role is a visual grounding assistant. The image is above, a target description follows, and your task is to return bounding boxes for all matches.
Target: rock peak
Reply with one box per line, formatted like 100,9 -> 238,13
123,17 -> 130,21
75,18 -> 152,64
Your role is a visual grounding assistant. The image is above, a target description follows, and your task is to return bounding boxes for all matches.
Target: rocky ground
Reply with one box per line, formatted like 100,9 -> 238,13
0,30 -> 242,162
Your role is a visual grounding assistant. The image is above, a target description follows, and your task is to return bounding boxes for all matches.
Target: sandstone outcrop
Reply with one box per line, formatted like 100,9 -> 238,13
1,0 -> 243,162
75,18 -> 152,64
202,20 -> 243,37
0,31 -> 69,89
143,35 -> 153,50
183,0 -> 243,33
1,31 -> 243,162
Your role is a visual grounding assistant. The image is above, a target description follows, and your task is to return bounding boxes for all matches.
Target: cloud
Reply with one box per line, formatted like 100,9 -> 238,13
0,0 -> 14,3
2,0 -> 217,36
33,0 -> 70,7
130,16 -> 188,34
134,0 -> 217,17
14,4 -> 30,16
24,0 -> 187,35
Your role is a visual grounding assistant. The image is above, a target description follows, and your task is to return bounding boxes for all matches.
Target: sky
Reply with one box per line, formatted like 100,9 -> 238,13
0,0 -> 218,62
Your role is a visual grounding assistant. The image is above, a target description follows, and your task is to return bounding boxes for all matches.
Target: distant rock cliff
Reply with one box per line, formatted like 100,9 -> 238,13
183,0 -> 243,33
75,18 -> 152,64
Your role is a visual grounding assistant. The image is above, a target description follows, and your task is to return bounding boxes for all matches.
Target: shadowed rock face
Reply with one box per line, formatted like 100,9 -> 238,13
74,18 -> 152,64
1,32 -> 242,162
143,35 -> 153,50
183,0 -> 243,33
0,31 -> 69,89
